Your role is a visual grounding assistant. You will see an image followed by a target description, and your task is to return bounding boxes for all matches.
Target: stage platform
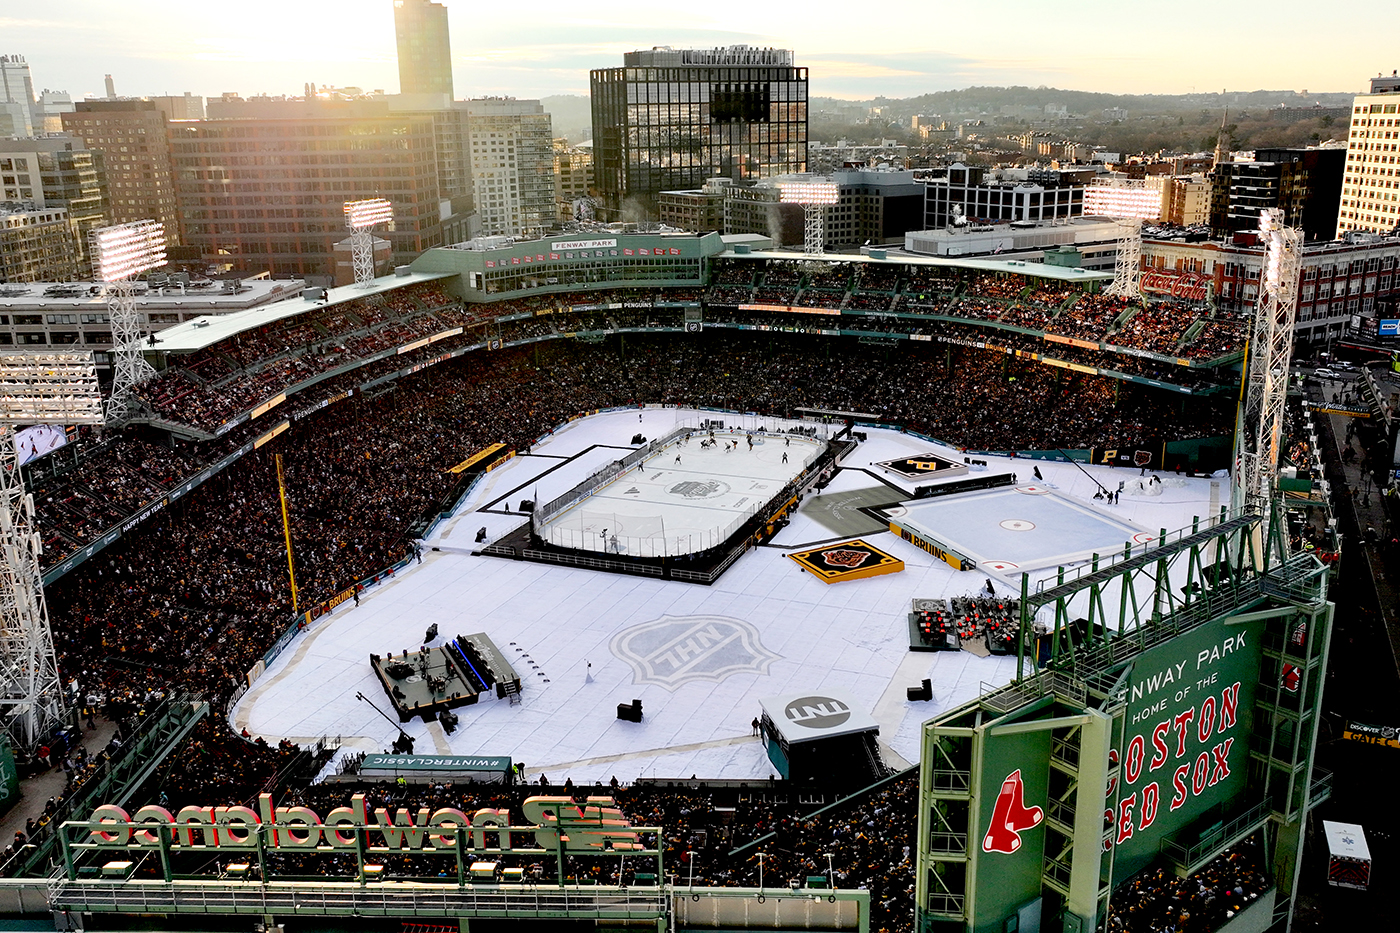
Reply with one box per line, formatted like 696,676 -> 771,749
370,633 -> 521,722
233,408 -> 1226,785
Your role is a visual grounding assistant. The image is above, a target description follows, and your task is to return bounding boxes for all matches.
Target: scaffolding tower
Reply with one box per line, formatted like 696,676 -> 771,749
776,179 -> 839,256
1103,218 -> 1142,300
104,278 -> 157,424
1237,208 -> 1303,512
344,199 -> 394,287
90,221 -> 166,424
0,351 -> 103,751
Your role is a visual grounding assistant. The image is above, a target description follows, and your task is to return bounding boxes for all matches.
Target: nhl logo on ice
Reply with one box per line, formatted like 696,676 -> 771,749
610,615 -> 780,691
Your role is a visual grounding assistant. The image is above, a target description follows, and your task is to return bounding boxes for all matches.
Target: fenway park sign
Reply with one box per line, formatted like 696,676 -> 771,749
1140,270 -> 1210,302
77,794 -> 644,854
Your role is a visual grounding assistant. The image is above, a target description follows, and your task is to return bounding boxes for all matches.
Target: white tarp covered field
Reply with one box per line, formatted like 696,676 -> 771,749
234,409 -> 1223,783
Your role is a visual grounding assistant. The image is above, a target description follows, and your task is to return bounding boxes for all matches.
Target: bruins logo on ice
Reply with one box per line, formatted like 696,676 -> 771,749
610,615 -> 780,691
820,548 -> 870,569
788,538 -> 905,584
667,479 -> 730,500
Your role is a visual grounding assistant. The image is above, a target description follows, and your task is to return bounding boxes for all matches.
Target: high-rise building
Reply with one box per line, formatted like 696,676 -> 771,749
62,100 -> 181,244
467,98 -> 556,238
590,46 -> 808,219
394,0 -> 454,98
1336,72 -> 1400,237
168,97 -> 448,281
0,136 -> 110,275
1209,148 -> 1344,241
0,54 -> 36,137
428,103 -> 476,244
0,205 -> 79,283
554,140 -> 593,223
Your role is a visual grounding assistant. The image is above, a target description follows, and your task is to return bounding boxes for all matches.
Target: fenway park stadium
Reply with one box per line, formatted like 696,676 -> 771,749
0,224 -> 1343,933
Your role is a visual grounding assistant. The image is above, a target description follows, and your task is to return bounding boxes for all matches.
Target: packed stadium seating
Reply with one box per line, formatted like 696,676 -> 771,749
8,262 -> 1253,929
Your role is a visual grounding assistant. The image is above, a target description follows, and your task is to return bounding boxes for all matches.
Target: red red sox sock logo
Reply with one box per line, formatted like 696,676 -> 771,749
981,768 -> 1044,854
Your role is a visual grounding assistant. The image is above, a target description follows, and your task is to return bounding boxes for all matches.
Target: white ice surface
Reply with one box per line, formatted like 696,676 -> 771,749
234,409 -> 1223,784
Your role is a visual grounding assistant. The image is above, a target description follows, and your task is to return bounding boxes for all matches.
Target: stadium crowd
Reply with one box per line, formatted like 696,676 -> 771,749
34,321 -> 1229,573
1103,834 -> 1272,932
128,268 -> 1243,439
11,265 -> 1240,928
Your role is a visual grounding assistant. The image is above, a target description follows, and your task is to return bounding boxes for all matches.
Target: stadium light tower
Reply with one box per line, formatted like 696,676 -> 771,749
1237,208 -> 1302,512
777,180 -> 839,256
1103,218 -> 1143,300
91,220 -> 165,423
0,351 -> 103,751
344,198 -> 394,287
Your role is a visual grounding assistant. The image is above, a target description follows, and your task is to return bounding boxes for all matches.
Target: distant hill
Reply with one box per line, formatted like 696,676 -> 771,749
541,95 -> 592,142
536,86 -> 1356,147
812,86 -> 1355,119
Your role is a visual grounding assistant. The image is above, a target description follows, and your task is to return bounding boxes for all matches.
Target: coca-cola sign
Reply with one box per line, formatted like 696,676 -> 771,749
1141,270 -> 1210,301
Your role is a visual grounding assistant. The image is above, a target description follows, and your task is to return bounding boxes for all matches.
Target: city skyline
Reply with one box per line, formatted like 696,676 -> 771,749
5,0 -> 1397,103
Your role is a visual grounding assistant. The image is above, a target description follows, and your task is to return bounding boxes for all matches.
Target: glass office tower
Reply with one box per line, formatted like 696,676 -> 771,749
394,0 -> 453,98
590,46 -> 807,219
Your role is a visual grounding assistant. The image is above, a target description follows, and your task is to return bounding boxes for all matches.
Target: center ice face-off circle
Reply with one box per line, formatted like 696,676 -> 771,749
1000,519 -> 1036,532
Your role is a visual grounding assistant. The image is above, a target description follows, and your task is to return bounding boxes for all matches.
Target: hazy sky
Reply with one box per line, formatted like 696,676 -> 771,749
6,1 -> 1397,102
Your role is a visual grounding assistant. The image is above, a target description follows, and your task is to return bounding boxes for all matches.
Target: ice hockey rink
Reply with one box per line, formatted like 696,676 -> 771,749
234,408 -> 1226,783
536,429 -> 824,556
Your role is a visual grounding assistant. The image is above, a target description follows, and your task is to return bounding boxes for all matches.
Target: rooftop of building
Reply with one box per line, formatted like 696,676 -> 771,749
147,271 -> 452,353
719,243 -> 1114,283
0,203 -> 68,223
0,134 -> 97,152
1369,71 -> 1400,94
1143,229 -> 1400,254
0,276 -> 305,312
621,45 -> 795,68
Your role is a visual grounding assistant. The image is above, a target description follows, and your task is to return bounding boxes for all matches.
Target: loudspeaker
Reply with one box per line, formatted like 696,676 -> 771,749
520,500 -> 535,513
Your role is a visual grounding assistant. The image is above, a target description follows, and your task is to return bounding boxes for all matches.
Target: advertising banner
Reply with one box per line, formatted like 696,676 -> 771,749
1106,614 -> 1265,882
1140,270 -> 1211,302
974,725 -> 1053,923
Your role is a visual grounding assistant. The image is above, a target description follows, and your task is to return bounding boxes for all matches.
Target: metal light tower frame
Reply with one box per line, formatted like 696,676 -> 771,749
344,199 -> 394,287
91,221 -> 166,424
1237,208 -> 1303,512
777,180 -> 839,256
0,351 -> 103,751
1103,218 -> 1143,300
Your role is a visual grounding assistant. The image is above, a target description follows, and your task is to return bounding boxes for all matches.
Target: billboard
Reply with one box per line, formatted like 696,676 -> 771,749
973,726 -> 1053,922
13,424 -> 68,467
1104,614 -> 1264,882
1379,319 -> 1399,337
